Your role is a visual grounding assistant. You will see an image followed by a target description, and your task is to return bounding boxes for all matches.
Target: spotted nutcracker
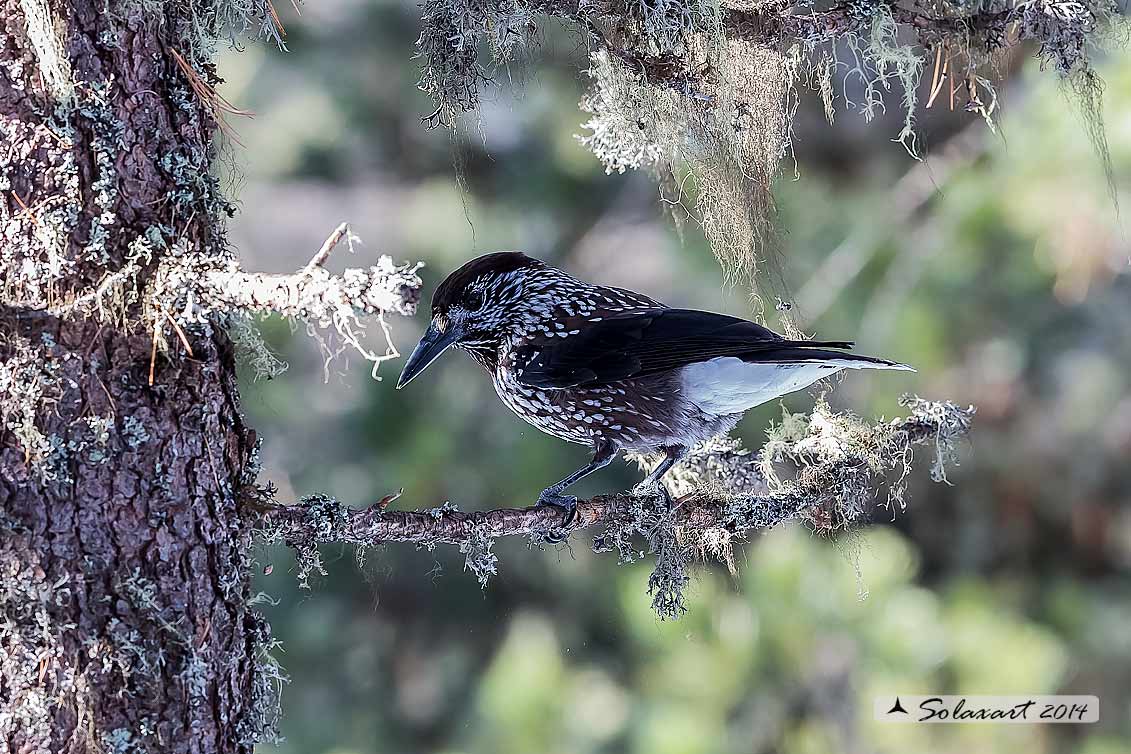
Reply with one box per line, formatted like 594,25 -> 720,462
397,252 -> 913,523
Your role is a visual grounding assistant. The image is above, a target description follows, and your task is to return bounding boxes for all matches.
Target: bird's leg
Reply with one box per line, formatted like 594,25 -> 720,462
537,441 -> 619,527
632,445 -> 689,508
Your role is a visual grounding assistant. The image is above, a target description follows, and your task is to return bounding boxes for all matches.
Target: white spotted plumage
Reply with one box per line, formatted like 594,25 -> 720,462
401,252 -> 914,515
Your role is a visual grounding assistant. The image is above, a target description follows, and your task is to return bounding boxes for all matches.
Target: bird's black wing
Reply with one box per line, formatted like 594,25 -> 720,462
513,308 -> 855,389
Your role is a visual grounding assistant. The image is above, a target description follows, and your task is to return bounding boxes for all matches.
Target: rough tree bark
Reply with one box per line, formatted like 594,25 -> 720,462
1,321 -> 267,752
0,2 -> 275,752
0,0 -> 427,747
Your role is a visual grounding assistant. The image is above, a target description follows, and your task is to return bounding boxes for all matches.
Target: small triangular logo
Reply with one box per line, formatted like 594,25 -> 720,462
887,697 -> 909,715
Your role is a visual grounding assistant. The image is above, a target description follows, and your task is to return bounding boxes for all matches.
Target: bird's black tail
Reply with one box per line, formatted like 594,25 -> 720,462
796,340 -> 855,351
744,342 -> 915,371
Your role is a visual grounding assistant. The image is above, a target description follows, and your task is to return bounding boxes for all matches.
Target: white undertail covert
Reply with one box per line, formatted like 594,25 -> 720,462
680,357 -> 915,417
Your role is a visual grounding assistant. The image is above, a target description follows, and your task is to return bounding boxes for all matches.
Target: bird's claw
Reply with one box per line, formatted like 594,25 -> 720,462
536,491 -> 579,543
631,480 -> 672,509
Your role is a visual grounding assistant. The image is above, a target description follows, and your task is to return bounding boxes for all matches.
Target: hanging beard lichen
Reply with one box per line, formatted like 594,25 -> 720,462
578,36 -> 800,284
416,0 -> 538,127
411,0 -> 1126,281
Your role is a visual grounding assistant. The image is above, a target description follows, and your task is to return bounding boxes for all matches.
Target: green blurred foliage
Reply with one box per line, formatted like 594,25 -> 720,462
219,2 -> 1131,752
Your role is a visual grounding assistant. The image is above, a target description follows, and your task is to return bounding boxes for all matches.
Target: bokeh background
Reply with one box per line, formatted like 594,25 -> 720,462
217,3 -> 1131,752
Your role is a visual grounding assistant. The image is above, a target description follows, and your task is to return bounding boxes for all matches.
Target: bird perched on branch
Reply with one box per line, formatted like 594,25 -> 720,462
397,252 -> 913,524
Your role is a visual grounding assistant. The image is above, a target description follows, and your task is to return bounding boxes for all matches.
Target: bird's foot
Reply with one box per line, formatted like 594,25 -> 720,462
631,479 -> 672,510
536,490 -> 579,543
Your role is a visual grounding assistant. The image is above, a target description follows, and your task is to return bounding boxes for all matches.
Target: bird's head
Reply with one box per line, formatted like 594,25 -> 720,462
397,251 -> 547,388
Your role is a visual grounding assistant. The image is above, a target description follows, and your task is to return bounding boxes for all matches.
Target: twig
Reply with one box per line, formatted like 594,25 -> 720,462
265,0 -> 286,37
303,222 -> 351,275
164,310 -> 194,357
11,191 -> 39,226
928,45 -> 943,102
148,320 -> 158,386
926,45 -> 949,109
93,372 -> 117,416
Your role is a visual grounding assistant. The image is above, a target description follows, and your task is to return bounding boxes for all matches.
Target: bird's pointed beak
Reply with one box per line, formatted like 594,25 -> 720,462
396,321 -> 459,389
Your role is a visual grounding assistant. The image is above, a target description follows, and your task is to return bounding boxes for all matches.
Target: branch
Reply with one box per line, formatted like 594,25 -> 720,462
422,0 -> 1107,120
263,487 -> 802,546
762,3 -> 1016,41
302,221 -> 354,274
201,226 -> 420,322
12,223 -> 425,379
578,0 -> 1068,49
259,395 -> 975,612
154,223 -> 424,377
584,0 -> 1064,94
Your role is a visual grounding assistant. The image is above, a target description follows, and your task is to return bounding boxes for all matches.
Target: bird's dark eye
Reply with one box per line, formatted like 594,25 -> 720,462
465,290 -> 484,311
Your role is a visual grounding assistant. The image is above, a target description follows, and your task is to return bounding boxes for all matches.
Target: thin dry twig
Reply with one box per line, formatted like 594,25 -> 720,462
265,0 -> 286,37
93,371 -> 117,416
148,320 -> 158,386
169,47 -> 254,145
926,45 -> 949,109
164,310 -> 194,357
303,222 -> 351,275
10,191 -> 39,226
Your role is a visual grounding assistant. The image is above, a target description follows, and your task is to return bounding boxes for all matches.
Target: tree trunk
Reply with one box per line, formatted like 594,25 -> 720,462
2,2 -> 271,751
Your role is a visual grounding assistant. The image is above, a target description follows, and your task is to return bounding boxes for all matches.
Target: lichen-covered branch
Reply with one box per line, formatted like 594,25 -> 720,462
261,395 -> 974,617
420,0 -> 1117,119
202,253 -> 420,323
10,222 -> 425,380
190,225 -> 423,376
